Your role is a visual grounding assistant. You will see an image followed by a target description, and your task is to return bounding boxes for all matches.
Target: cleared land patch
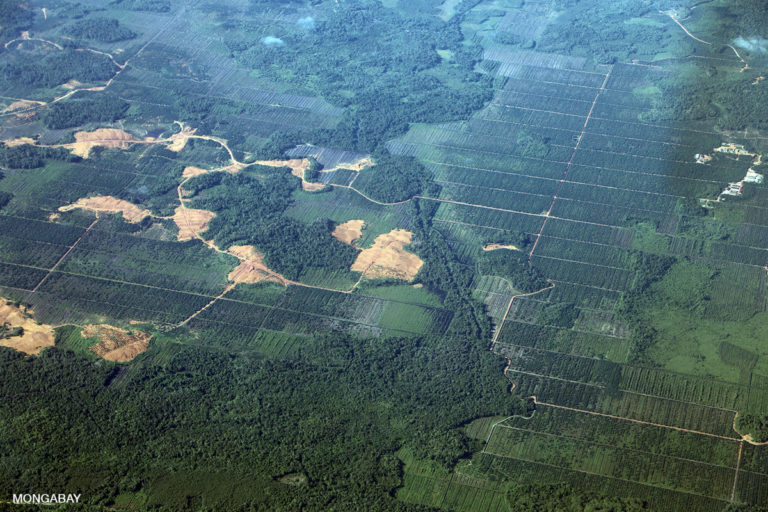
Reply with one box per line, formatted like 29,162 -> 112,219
68,128 -> 140,158
59,196 -> 151,223
227,245 -> 287,285
4,137 -> 36,147
182,166 -> 210,178
332,219 -> 365,245
351,229 -> 423,281
172,206 -> 215,242
82,324 -> 151,362
256,158 -> 325,191
325,156 -> 374,172
166,124 -> 197,152
61,79 -> 83,90
483,243 -> 521,252
0,301 -> 55,355
1,100 -> 44,115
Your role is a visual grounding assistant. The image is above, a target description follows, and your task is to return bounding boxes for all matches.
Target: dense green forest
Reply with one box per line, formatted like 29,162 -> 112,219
353,154 -> 436,203
111,0 -> 171,12
187,168 -> 359,281
477,249 -> 548,293
0,50 -> 118,89
44,94 -> 129,129
0,144 -> 78,169
506,482 -> 647,511
409,199 -> 490,339
64,18 -> 137,42
0,332 -> 529,510
736,414 -> 768,443
617,252 -> 677,364
224,0 -> 491,151
0,0 -> 33,38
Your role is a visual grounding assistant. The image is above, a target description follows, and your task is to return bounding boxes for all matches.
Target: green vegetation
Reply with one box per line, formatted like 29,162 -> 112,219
0,145 -> 78,169
2,0 -> 768,509
44,94 -> 129,129
64,18 -> 137,42
506,482 -> 647,511
0,322 -> 22,339
477,248 -> 548,293
0,190 -> 11,209
303,156 -> 322,182
225,0 -> 492,151
536,302 -> 578,329
0,0 -> 33,37
353,154 -> 436,202
358,283 -> 443,307
515,130 -> 550,159
534,1 -> 678,63
0,50 -> 118,89
737,414 -> 768,443
643,73 -> 768,131
111,0 -> 170,12
188,168 -> 359,281
0,330 -> 525,509
410,199 -> 490,338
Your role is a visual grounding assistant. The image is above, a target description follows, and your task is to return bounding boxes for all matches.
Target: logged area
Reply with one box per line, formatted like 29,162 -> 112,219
1,0 -> 768,510
82,324 -> 151,362
351,229 -> 424,281
0,300 -> 54,355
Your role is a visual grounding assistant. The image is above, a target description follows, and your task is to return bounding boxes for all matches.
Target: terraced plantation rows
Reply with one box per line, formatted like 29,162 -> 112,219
391,53 -> 768,509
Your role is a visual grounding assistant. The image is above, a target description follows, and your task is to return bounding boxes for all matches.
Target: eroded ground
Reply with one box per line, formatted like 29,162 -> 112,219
0,301 -> 55,355
483,243 -> 521,252
227,245 -> 287,285
351,229 -> 423,281
68,128 -> 140,158
82,324 -> 151,362
59,195 -> 152,223
172,206 -> 216,242
332,219 -> 365,245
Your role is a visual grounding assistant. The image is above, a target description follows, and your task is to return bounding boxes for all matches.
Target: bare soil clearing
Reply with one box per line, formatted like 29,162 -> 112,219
166,124 -> 197,152
1,100 -> 44,115
182,166 -> 210,178
4,137 -> 36,147
83,324 -> 151,362
61,79 -> 83,89
483,243 -> 521,252
0,301 -> 55,355
59,196 -> 151,223
324,156 -> 374,172
351,229 -> 423,281
69,128 -> 140,158
256,158 -> 325,191
227,245 -> 287,285
172,206 -> 215,242
332,219 -> 365,245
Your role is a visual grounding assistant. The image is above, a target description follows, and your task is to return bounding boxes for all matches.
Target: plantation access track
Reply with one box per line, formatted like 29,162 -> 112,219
0,5 -> 191,116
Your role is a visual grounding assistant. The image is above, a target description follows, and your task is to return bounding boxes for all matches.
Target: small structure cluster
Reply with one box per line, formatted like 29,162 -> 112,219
697,144 -> 764,204
744,168 -> 764,184
714,143 -> 752,156
722,183 -> 744,196
720,168 -> 763,197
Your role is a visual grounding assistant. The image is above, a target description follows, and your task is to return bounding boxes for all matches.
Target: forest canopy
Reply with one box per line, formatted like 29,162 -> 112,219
64,18 -> 137,42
